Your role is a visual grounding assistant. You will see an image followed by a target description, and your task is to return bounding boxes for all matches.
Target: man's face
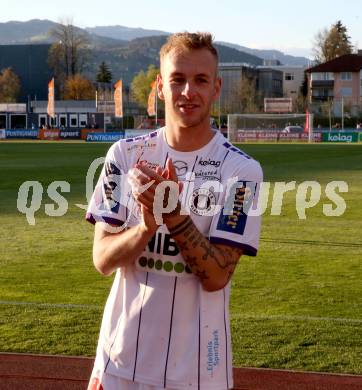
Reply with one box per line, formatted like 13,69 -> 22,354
158,48 -> 221,129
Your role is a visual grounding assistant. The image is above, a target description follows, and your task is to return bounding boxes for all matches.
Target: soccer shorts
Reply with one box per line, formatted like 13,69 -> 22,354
88,374 -> 177,390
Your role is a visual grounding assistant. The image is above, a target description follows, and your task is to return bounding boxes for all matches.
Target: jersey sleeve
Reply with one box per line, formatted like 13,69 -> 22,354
208,160 -> 263,256
85,142 -> 130,227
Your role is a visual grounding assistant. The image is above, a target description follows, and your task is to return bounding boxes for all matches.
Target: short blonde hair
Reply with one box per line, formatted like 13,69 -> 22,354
160,32 -> 218,64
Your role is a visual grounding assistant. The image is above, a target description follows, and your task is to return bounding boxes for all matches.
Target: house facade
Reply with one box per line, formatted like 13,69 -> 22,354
306,53 -> 362,116
258,65 -> 306,101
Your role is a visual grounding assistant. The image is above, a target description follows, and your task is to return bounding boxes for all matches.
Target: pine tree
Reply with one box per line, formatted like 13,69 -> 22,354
96,62 -> 113,83
313,20 -> 353,63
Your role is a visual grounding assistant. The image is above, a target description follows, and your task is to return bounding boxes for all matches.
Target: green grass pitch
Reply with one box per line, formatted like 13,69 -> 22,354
0,141 -> 361,374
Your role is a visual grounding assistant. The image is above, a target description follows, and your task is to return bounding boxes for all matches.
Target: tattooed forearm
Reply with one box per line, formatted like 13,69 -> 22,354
189,229 -> 202,249
213,246 -> 242,270
168,216 -> 243,290
185,255 -> 198,268
194,269 -> 209,281
177,241 -> 189,252
200,240 -> 217,260
168,217 -> 193,236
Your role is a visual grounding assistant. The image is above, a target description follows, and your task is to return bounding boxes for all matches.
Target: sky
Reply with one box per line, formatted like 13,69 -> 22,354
1,0 -> 361,58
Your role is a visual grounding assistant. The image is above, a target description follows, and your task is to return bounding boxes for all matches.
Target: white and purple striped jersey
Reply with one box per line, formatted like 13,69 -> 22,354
86,128 -> 263,390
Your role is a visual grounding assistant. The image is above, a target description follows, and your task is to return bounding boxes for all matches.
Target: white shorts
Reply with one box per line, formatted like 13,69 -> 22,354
87,374 -> 176,390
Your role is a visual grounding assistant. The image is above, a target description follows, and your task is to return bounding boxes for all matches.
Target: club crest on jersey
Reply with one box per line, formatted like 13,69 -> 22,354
190,188 -> 216,216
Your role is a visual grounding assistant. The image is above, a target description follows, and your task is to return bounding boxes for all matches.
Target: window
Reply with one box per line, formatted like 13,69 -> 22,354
0,114 -> 6,129
312,88 -> 333,97
285,73 -> 294,81
10,114 -> 26,129
341,72 -> 352,81
50,116 -> 57,127
39,114 -> 47,128
312,89 -> 322,97
59,115 -> 67,127
79,114 -> 87,127
311,72 -> 334,81
340,88 -> 352,97
70,114 -> 78,127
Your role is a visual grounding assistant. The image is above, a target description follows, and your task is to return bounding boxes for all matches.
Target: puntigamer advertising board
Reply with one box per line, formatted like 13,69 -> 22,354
86,132 -> 124,142
6,130 -> 38,139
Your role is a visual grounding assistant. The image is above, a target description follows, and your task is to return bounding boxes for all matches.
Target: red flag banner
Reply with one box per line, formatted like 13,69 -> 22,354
47,78 -> 55,118
147,81 -> 157,116
114,79 -> 123,117
304,110 -> 309,133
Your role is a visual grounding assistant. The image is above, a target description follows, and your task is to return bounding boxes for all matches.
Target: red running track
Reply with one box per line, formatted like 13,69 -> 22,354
0,353 -> 361,390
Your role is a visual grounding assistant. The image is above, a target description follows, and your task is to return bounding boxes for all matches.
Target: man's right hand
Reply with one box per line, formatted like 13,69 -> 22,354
128,159 -> 182,227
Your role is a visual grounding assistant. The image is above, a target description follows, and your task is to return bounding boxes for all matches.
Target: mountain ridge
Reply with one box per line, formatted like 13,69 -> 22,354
0,19 -> 309,65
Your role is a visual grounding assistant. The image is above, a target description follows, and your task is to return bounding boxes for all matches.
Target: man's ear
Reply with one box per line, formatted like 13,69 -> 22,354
157,74 -> 164,100
213,76 -> 222,102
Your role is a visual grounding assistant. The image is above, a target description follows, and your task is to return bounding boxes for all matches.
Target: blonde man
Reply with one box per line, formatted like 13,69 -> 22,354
87,32 -> 262,390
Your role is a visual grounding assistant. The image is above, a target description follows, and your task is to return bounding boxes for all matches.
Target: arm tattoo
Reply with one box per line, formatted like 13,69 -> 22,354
185,255 -> 198,268
189,230 -> 202,249
214,246 -> 241,269
169,217 -> 193,237
200,240 -> 217,260
183,225 -> 196,240
168,216 -> 188,233
194,269 -> 209,281
170,216 -> 242,285
214,246 -> 243,283
178,241 -> 189,252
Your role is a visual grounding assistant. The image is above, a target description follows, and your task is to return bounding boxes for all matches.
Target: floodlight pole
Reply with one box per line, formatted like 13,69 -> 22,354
155,86 -> 158,129
218,92 -> 221,131
341,96 -> 344,130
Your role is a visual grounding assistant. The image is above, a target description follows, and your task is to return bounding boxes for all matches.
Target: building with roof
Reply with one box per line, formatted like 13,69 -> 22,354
218,63 -> 283,113
258,64 -> 307,101
30,100 -> 104,130
0,103 -> 27,129
257,68 -> 283,98
0,44 -> 52,102
306,52 -> 362,116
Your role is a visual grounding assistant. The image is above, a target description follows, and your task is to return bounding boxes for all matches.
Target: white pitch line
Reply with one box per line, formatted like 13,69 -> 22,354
230,313 -> 362,324
1,301 -> 361,324
0,300 -> 101,310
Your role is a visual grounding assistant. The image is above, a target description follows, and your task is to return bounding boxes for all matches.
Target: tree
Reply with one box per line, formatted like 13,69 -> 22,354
96,62 -> 112,83
220,74 -> 260,114
131,65 -> 159,109
238,76 -> 260,113
0,67 -> 21,102
48,19 -> 91,85
313,20 -> 353,63
294,73 -> 308,112
63,74 -> 95,100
